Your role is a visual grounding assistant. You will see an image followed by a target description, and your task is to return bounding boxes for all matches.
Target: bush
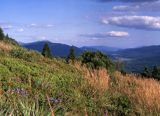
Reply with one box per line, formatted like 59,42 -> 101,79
80,51 -> 114,72
108,93 -> 132,116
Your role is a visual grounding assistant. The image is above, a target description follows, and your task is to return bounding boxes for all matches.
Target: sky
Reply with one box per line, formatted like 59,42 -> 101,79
1,0 -> 160,48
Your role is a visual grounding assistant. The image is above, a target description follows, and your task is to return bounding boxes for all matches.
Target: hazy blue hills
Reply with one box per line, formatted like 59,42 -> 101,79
114,45 -> 160,59
22,41 -> 119,57
22,41 -> 83,57
81,46 -> 121,54
113,45 -> 160,73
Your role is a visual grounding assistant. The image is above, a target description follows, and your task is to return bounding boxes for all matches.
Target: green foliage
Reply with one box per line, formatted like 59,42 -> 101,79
141,66 -> 160,80
108,93 -> 132,116
141,67 -> 151,77
0,96 -> 51,116
152,66 -> 160,80
10,47 -> 42,62
67,46 -> 75,63
80,51 -> 114,71
0,54 -> 111,115
0,27 -> 5,40
0,40 -> 159,115
42,43 -> 52,58
0,64 -> 12,77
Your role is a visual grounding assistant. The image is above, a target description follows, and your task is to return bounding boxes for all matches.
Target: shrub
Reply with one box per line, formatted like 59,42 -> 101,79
108,93 -> 132,116
80,51 -> 114,72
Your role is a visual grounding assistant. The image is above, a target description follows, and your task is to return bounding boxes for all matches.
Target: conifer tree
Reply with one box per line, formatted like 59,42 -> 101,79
0,27 -> 5,40
6,34 -> 9,39
42,43 -> 52,58
67,46 -> 75,62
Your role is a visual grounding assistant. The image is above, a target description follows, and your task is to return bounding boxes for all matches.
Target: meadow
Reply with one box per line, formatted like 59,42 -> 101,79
0,41 -> 160,116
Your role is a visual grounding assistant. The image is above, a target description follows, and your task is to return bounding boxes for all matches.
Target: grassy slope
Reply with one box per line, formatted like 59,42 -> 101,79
0,41 -> 160,116
0,41 -> 85,115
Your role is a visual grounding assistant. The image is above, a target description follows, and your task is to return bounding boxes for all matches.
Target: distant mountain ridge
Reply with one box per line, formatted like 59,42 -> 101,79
81,46 -> 121,54
115,45 -> 160,59
22,41 -> 160,73
113,45 -> 160,72
22,41 -> 120,57
23,41 -> 83,57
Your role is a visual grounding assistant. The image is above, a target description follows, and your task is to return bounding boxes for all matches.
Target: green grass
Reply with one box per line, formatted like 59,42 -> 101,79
0,42 -> 159,115
0,45 -> 111,115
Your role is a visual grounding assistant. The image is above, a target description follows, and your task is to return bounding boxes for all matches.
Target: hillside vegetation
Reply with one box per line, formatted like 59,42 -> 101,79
0,39 -> 160,115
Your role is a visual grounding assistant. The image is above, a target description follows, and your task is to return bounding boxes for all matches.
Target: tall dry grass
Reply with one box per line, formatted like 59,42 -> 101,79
74,62 -> 109,93
75,61 -> 160,114
112,72 -> 160,114
0,41 -> 13,51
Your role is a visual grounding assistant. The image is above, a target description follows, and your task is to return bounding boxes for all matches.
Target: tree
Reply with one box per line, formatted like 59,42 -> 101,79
5,34 -> 9,39
141,66 -> 160,80
0,27 -> 5,40
42,43 -> 52,58
67,46 -> 75,63
141,67 -> 151,77
81,51 -> 114,71
152,66 -> 160,80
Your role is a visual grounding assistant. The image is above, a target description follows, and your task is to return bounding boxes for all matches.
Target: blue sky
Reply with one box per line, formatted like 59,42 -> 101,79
1,0 -> 160,48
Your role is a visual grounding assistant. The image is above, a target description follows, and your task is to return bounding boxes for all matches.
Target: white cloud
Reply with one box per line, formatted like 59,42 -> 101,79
113,1 -> 160,12
46,24 -> 54,27
80,31 -> 129,39
113,5 -> 140,11
107,31 -> 129,37
17,28 -> 24,32
28,23 -> 54,28
30,23 -> 37,27
102,16 -> 160,30
1,25 -> 13,30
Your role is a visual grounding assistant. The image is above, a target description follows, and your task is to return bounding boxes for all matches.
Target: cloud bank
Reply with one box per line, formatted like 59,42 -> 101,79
0,23 -> 13,30
102,16 -> 160,30
80,31 -> 129,39
113,1 -> 160,12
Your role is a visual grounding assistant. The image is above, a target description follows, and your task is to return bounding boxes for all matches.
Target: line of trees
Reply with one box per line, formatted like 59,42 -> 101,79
141,66 -> 160,80
41,43 -> 114,71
